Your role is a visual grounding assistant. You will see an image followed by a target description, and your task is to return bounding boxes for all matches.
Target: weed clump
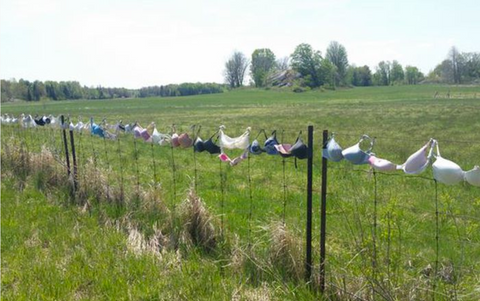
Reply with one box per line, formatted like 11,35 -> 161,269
179,189 -> 218,252
267,221 -> 303,281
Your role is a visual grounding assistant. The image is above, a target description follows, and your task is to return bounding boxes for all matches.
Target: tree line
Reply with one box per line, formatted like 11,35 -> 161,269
0,80 -> 225,102
224,44 -> 480,89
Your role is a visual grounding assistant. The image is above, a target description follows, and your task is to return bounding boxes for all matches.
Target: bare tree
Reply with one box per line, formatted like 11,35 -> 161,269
449,46 -> 461,84
276,56 -> 290,72
325,41 -> 349,86
224,51 -> 249,88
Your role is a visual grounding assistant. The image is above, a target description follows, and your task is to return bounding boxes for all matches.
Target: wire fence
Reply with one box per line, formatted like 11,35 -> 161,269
1,122 -> 479,300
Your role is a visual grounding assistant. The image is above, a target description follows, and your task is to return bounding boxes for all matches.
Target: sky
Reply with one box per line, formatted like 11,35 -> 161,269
1,0 -> 479,89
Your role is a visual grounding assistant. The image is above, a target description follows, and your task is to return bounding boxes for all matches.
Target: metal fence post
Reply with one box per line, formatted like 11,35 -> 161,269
61,115 -> 71,178
305,125 -> 314,283
320,129 -> 328,293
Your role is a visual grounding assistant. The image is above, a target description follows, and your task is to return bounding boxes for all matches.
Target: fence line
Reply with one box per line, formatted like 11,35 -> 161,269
1,123 -> 478,299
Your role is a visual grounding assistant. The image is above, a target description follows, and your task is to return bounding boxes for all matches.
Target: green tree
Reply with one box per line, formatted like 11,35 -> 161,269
1,79 -> 13,102
390,60 -> 404,84
325,41 -> 349,86
373,61 -> 391,86
348,65 -> 372,86
32,80 -> 46,101
290,43 -> 324,88
251,49 -> 276,87
405,66 -> 424,85
224,51 -> 249,88
458,52 -> 480,81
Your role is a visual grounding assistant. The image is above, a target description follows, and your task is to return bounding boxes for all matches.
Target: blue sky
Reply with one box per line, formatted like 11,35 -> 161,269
1,0 -> 479,88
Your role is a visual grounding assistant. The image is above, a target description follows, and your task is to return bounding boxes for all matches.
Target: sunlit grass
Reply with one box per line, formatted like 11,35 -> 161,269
2,85 -> 480,299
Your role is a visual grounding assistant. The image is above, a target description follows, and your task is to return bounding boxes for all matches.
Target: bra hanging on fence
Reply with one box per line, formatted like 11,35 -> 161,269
342,135 -> 374,165
90,118 -> 105,138
133,125 -> 151,141
264,130 -> 279,155
274,131 -> 309,159
322,133 -> 344,162
219,126 -> 251,150
249,129 -> 267,155
194,129 -> 221,154
368,156 -> 398,172
219,149 -> 249,166
34,116 -> 46,126
150,127 -> 171,146
464,166 -> 480,187
432,141 -> 465,185
397,139 -> 436,174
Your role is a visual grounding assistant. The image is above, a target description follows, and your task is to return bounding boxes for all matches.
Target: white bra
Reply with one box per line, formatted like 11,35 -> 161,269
397,139 -> 436,174
432,142 -> 465,185
219,126 -> 251,150
432,142 -> 479,186
464,166 -> 480,187
150,127 -> 171,146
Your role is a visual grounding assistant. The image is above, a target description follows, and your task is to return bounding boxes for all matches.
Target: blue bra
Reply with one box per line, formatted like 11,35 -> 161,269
322,133 -> 344,162
90,118 -> 105,138
264,130 -> 279,155
341,135 -> 374,165
249,129 -> 267,155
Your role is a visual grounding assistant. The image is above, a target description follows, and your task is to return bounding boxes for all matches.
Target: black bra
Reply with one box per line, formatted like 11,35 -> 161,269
279,131 -> 309,159
34,117 -> 46,126
291,136 -> 308,159
194,127 -> 221,154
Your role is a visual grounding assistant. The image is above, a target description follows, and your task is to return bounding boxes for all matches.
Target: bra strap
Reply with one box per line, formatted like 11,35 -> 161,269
209,128 -> 220,141
195,125 -> 202,139
295,130 -> 303,143
430,139 -> 439,159
255,129 -> 267,140
359,134 -> 375,152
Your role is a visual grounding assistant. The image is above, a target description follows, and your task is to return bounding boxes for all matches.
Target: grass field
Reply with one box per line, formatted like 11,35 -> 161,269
2,85 -> 480,300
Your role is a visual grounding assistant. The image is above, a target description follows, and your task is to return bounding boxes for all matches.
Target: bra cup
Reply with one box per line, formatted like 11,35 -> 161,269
151,128 -> 161,144
133,127 -> 142,138
402,144 -> 429,174
342,143 -> 371,165
194,137 -> 205,152
464,166 -> 480,187
291,138 -> 309,159
179,133 -> 193,148
433,157 -> 465,185
275,144 -> 293,157
204,139 -> 221,154
140,129 -> 150,141
368,156 -> 397,172
249,140 -> 263,155
171,133 -> 180,147
236,135 -> 250,149
326,137 -> 344,162
220,130 -> 250,150
264,137 -> 279,155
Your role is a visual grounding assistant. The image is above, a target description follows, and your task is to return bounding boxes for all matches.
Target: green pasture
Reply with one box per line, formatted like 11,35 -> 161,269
2,85 -> 480,300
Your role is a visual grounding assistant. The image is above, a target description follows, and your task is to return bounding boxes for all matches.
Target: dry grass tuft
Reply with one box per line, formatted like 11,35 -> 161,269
232,282 -> 272,301
126,224 -> 166,259
30,146 -> 70,189
179,188 -> 218,252
77,158 -> 114,204
138,184 -> 170,216
267,221 -> 303,281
